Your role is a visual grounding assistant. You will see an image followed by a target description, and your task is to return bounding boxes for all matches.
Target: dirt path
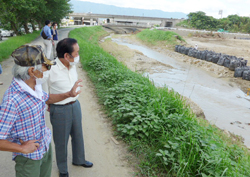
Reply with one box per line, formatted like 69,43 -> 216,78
0,28 -> 134,177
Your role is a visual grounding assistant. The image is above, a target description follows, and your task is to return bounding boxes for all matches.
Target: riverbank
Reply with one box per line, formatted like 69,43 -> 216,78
112,31 -> 250,93
100,35 -> 205,118
71,26 -> 250,177
100,31 -> 250,148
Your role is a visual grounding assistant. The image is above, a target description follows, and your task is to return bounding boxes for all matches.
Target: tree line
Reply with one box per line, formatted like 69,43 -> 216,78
0,0 -> 72,35
178,11 -> 250,33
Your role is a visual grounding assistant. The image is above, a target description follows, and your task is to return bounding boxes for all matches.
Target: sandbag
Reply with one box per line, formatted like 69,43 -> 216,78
175,45 -> 180,52
239,58 -> 247,66
229,56 -> 241,71
193,49 -> 198,58
188,49 -> 195,57
201,50 -> 208,60
234,66 -> 250,77
243,70 -> 250,80
181,46 -> 187,54
178,45 -> 183,53
223,56 -> 231,68
185,47 -> 191,55
217,55 -> 226,66
212,53 -> 221,63
196,50 -> 202,59
205,51 -> 213,62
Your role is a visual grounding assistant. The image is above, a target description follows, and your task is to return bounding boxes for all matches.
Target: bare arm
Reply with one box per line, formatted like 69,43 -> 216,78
46,79 -> 83,104
0,139 -> 39,154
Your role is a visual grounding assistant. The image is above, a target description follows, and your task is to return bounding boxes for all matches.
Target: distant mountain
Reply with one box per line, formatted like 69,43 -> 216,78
70,0 -> 187,19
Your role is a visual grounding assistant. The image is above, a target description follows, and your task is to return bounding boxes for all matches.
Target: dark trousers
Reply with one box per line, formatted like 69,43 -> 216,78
50,100 -> 86,174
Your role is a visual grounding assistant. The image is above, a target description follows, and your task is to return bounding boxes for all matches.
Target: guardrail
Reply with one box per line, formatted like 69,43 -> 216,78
102,23 -> 151,28
155,27 -> 250,36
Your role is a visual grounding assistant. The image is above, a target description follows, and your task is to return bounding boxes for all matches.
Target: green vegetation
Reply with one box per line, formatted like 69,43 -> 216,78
177,11 -> 250,33
136,29 -> 185,46
70,26 -> 250,176
0,0 -> 72,35
0,31 -> 40,62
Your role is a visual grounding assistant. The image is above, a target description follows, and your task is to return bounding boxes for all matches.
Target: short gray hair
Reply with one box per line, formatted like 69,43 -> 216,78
12,64 -> 42,81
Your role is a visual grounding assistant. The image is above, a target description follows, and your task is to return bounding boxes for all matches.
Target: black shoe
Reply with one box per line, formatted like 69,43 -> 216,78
72,161 -> 93,168
59,172 -> 69,177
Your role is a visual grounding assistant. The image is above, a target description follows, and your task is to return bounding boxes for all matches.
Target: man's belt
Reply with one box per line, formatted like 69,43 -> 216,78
64,101 -> 76,105
56,101 -> 76,106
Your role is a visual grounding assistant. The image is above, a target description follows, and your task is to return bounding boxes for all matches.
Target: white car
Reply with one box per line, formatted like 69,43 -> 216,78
20,28 -> 25,33
1,30 -> 10,37
20,27 -> 33,34
0,29 -> 14,37
28,27 -> 33,33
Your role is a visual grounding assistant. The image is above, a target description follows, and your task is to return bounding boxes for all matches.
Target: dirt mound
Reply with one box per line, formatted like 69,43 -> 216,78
192,32 -> 224,39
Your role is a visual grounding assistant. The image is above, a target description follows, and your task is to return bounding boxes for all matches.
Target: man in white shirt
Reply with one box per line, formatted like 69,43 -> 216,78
41,20 -> 54,60
44,38 -> 93,177
194,44 -> 198,50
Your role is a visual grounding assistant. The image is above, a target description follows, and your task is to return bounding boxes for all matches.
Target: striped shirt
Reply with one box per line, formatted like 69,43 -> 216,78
0,79 -> 51,160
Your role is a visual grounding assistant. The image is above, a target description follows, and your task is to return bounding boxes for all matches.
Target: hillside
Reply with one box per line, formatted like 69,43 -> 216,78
70,0 -> 187,19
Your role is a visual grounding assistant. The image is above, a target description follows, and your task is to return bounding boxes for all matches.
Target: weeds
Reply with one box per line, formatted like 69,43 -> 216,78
70,26 -> 250,177
136,29 -> 185,46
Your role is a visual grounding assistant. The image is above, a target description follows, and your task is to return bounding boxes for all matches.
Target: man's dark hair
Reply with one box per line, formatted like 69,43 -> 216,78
45,20 -> 51,25
52,22 -> 57,27
56,38 -> 78,58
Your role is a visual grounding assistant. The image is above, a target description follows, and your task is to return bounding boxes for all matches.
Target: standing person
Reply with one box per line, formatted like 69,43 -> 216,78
41,20 -> 54,59
0,64 -> 2,85
0,45 -> 82,177
194,44 -> 198,50
51,22 -> 59,59
44,38 -> 93,177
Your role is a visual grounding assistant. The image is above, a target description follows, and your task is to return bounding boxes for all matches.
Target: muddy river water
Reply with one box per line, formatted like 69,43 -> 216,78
110,37 -> 250,147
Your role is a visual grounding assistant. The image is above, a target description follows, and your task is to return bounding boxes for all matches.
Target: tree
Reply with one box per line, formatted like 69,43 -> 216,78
178,11 -> 250,33
0,0 -> 72,35
37,0 -> 73,28
187,11 -> 219,30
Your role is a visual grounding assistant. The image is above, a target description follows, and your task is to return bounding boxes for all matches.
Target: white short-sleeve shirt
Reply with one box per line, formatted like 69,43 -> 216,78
45,58 -> 79,105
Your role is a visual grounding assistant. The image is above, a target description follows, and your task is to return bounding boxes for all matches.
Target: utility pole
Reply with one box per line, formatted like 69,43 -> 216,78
219,10 -> 223,18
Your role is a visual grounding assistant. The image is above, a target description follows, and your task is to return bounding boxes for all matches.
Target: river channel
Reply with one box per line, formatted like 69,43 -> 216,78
108,36 -> 250,147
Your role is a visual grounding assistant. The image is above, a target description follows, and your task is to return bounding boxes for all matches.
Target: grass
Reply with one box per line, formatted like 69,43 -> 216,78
0,31 -> 41,62
136,29 -> 185,46
70,26 -> 250,177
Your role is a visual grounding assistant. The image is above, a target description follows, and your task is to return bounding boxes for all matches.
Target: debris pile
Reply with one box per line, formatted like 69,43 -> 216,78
175,45 -> 250,80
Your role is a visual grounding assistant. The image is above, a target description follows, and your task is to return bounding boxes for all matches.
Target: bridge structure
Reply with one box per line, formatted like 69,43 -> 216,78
69,13 -> 183,28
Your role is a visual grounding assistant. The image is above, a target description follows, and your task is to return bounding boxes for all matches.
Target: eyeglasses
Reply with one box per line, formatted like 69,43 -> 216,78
68,53 -> 74,58
44,64 -> 51,70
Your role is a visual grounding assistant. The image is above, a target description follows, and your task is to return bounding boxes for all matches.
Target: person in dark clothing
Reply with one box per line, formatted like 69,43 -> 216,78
0,64 -> 2,85
51,22 -> 59,59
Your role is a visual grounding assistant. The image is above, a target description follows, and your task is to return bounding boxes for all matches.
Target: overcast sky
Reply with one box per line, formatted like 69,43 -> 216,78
78,0 -> 250,18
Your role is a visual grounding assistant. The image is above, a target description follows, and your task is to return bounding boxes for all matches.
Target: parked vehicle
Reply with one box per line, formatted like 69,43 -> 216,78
20,27 -> 33,34
28,27 -> 33,33
0,29 -> 14,37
